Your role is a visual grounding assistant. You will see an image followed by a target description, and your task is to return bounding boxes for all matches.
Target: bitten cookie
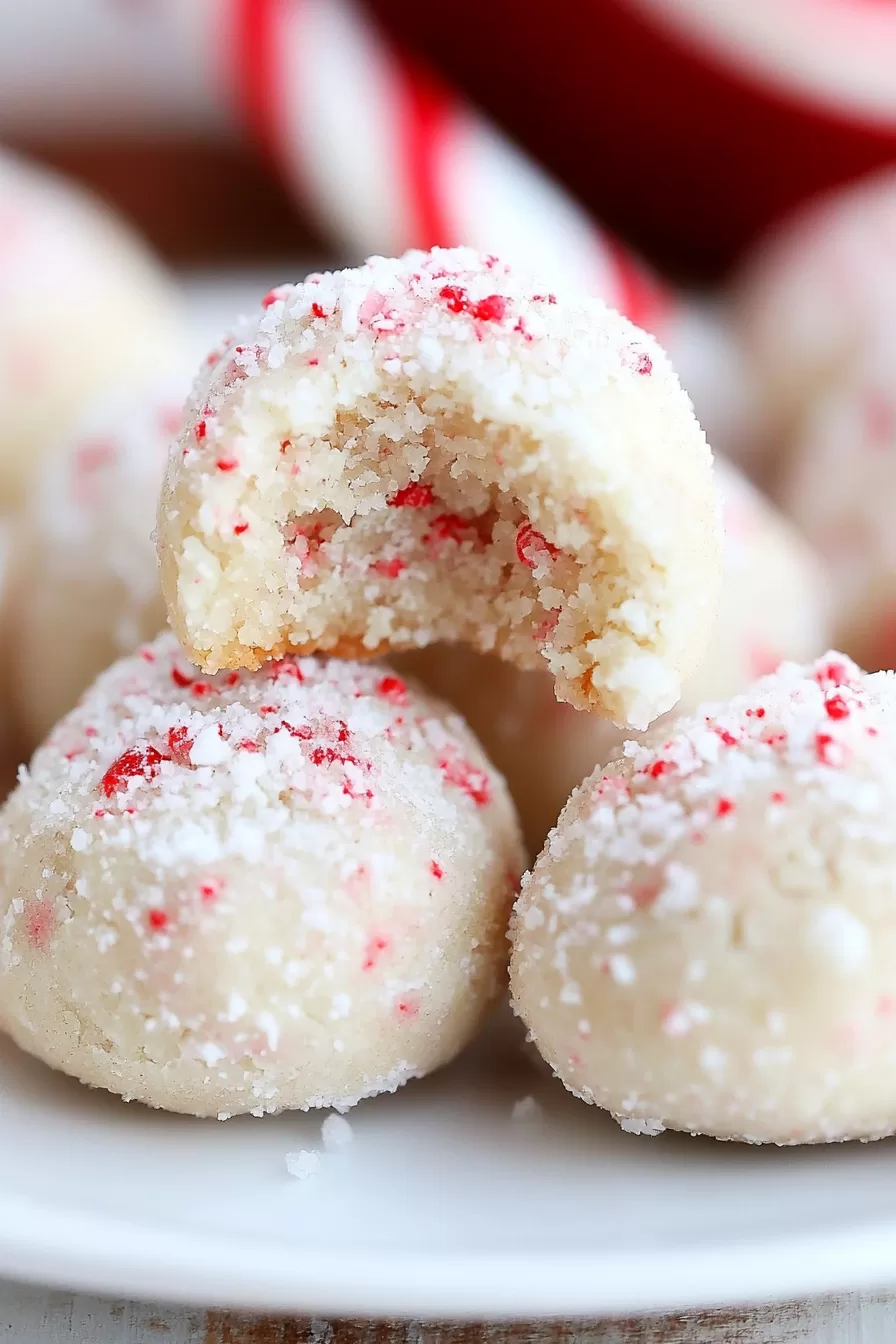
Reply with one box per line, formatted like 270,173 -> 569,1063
157,247 -> 721,730
7,384 -> 179,752
0,151 -> 183,508
0,632 -> 523,1118
510,653 -> 896,1144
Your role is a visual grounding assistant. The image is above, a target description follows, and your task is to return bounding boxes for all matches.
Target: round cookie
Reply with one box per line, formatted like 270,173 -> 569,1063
510,653 -> 896,1145
779,343 -> 896,673
157,247 -> 722,730
0,631 -> 523,1118
400,457 -> 830,854
0,151 -> 183,509
729,167 -> 896,466
7,384 -> 180,753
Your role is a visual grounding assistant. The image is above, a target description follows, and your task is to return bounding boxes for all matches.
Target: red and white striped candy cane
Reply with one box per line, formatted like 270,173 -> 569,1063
223,0 -> 672,335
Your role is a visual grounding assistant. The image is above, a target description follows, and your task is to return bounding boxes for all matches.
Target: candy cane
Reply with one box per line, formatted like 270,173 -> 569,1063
225,0 -> 672,334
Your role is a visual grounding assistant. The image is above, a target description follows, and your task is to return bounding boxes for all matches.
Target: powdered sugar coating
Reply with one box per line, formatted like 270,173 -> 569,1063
779,343 -> 896,673
400,457 -> 829,854
0,632 -> 523,1118
511,653 -> 896,1144
158,247 -> 721,729
0,151 -> 183,508
8,383 -> 180,751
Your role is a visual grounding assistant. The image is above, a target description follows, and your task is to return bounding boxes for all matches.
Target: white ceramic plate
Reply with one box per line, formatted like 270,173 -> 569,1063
5,272 -> 896,1317
4,1009 -> 896,1319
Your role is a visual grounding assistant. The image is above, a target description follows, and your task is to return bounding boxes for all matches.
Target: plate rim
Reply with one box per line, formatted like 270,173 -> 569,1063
3,1193 -> 896,1317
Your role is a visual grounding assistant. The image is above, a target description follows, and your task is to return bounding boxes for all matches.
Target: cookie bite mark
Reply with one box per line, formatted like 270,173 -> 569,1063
158,247 -> 720,729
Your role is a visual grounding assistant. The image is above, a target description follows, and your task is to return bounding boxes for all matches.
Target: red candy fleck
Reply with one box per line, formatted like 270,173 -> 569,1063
361,934 -> 390,971
171,667 -> 192,689
770,791 -> 787,805
281,720 -> 314,740
261,286 -> 287,309
195,419 -> 207,442
233,520 -> 249,536
280,438 -> 291,454
648,759 -> 671,779
225,672 -> 240,687
266,658 -> 304,682
396,998 -> 420,1019
166,726 -> 193,764
816,732 -> 849,768
101,745 -> 168,797
825,694 -> 850,721
635,352 -> 652,375
25,898 -> 56,952
470,294 -> 507,322
632,882 -> 659,909
438,752 -> 490,806
439,284 -> 467,313
815,659 -> 852,688
216,457 -> 238,472
199,878 -> 223,903
377,675 -> 408,706
388,482 -> 433,508
371,556 -> 406,579
715,797 -> 735,818
140,647 -> 156,663
430,860 -> 444,880
310,302 -> 326,319
147,908 -> 169,932
516,522 -> 559,568
439,284 -> 508,323
707,723 -> 739,747
424,512 -> 488,549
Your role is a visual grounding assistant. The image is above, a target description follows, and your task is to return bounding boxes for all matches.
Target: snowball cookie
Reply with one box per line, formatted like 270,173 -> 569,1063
0,151 -> 183,509
510,652 -> 896,1145
399,457 -> 830,855
0,631 -> 523,1118
7,384 -> 182,753
779,344 -> 896,674
729,168 -> 896,467
158,246 -> 722,730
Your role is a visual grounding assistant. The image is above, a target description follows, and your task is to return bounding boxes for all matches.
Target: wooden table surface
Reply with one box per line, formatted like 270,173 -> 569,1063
3,1283 -> 896,1343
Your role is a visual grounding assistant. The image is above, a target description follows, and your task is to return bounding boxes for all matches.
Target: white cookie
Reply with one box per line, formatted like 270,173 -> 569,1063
157,247 -> 721,730
0,152 -> 183,508
7,384 -> 180,751
0,632 -> 523,1118
779,342 -> 896,672
730,167 -> 896,464
511,653 -> 896,1144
